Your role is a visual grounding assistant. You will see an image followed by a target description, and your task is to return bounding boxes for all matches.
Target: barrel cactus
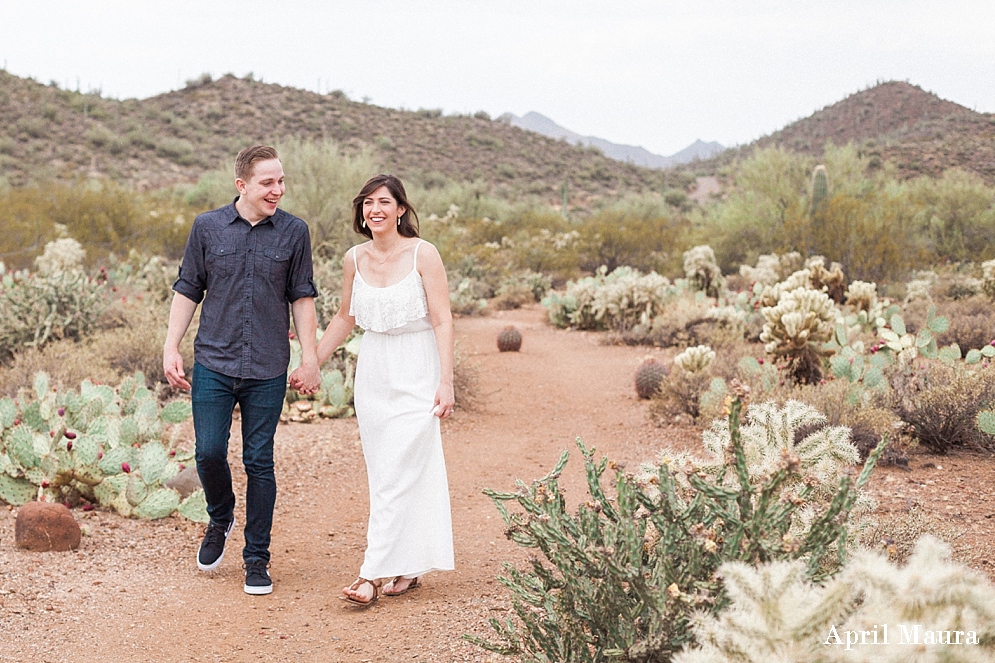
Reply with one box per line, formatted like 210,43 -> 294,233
635,358 -> 668,399
497,326 -> 523,352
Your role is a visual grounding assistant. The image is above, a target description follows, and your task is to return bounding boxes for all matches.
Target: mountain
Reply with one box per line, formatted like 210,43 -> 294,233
499,111 -> 725,169
697,81 -> 995,184
0,71 -> 667,203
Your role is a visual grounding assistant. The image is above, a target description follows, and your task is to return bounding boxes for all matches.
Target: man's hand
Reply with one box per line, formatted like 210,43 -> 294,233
164,347 -> 191,391
288,358 -> 321,395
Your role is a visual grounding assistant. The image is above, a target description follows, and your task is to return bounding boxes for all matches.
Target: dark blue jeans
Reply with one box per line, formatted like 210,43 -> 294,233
191,362 -> 286,564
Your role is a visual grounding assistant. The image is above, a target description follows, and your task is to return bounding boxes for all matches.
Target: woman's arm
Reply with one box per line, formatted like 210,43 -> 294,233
316,247 -> 359,365
419,242 -> 455,418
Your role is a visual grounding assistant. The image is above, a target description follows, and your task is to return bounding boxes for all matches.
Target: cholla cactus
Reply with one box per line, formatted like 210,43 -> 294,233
675,345 -> 716,373
756,269 -> 814,308
904,270 -> 938,305
543,266 -> 675,331
472,395 -> 886,662
676,536 -> 995,663
683,245 -> 725,299
844,280 -> 877,313
982,259 -> 995,301
806,256 -> 845,303
35,238 -> 86,276
760,287 -> 839,383
740,252 -> 805,287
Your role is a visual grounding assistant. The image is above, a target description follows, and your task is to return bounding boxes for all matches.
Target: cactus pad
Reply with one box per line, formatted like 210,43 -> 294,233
139,442 -> 169,484
0,475 -> 36,505
160,400 -> 192,425
134,488 -> 180,520
177,489 -> 209,523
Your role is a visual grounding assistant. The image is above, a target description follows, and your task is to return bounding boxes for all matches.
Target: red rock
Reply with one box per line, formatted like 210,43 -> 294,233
15,502 -> 82,552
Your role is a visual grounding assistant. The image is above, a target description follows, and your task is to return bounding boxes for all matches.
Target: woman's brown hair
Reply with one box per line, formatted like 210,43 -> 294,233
352,174 -> 420,239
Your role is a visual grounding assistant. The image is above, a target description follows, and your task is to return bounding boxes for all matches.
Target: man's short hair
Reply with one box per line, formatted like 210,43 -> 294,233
235,146 -> 280,182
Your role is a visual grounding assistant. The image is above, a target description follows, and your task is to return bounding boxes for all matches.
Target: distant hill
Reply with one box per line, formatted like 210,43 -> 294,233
0,71 -> 667,203
499,111 -> 725,168
697,81 -> 995,184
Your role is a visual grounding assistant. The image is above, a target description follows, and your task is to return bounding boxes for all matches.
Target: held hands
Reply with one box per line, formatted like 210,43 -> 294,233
432,383 -> 456,419
288,359 -> 321,396
163,347 -> 191,391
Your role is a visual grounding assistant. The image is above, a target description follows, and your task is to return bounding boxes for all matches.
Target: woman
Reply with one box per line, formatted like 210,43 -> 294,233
312,174 -> 455,605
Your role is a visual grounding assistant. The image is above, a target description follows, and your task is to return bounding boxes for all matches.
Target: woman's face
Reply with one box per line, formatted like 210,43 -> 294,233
362,185 -> 406,233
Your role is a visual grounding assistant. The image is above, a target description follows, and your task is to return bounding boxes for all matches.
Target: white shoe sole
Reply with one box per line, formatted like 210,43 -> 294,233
244,583 -> 273,595
197,517 -> 235,571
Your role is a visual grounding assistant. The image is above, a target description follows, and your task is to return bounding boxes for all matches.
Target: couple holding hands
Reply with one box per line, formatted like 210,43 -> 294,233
163,146 -> 454,605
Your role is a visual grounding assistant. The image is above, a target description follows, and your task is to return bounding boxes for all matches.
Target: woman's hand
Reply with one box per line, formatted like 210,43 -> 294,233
433,382 -> 455,419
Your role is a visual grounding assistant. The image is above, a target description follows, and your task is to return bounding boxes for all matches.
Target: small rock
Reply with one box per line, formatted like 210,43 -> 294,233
164,466 -> 203,499
15,502 -> 81,552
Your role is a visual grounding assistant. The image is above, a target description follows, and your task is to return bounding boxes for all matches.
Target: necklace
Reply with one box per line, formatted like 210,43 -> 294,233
372,241 -> 402,265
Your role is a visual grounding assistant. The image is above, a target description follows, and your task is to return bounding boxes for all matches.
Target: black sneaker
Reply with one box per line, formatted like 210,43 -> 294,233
244,560 -> 273,595
197,517 -> 235,571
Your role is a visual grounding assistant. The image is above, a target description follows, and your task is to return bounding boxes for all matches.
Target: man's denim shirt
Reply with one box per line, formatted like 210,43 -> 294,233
172,199 -> 318,380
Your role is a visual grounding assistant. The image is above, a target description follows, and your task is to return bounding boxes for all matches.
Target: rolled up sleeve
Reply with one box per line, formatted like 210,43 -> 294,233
285,227 -> 318,302
172,221 -> 207,304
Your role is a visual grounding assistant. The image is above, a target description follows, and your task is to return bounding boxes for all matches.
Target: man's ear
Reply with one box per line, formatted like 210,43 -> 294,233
235,178 -> 246,195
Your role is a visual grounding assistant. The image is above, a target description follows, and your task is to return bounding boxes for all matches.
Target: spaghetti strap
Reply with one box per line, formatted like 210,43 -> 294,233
352,245 -> 360,270
412,239 -> 425,271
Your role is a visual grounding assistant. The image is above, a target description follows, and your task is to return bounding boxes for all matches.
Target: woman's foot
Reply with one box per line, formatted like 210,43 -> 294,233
383,575 -> 422,597
342,577 -> 380,606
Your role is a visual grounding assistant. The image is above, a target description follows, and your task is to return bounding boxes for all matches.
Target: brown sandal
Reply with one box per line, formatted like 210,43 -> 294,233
383,575 -> 421,597
341,577 -> 380,606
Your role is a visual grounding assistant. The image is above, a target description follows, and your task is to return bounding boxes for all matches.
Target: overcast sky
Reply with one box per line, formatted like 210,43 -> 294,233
3,0 -> 993,156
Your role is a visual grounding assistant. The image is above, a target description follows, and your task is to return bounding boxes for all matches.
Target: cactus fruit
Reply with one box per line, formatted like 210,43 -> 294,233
635,359 -> 668,399
497,326 -> 523,352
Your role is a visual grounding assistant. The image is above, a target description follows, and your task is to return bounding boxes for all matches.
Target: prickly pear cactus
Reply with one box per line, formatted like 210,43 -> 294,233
0,371 -> 197,521
497,326 -> 523,352
635,359 -> 668,399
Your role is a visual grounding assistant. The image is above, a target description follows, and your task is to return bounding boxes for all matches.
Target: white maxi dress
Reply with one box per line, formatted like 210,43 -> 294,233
349,240 -> 455,580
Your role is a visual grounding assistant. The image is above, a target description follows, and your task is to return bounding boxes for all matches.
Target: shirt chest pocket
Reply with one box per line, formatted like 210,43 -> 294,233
263,247 -> 292,282
207,244 -> 236,277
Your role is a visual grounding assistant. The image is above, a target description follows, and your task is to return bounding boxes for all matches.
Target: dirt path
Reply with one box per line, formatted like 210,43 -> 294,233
2,304 -> 993,662
0,305 -> 678,663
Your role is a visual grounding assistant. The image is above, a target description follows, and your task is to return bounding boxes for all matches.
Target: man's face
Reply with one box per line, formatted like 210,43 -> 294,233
236,158 -> 285,222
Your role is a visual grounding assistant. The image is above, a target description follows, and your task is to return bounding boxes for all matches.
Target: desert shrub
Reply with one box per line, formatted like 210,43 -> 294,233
674,537 -> 995,663
277,137 -> 378,258
0,248 -> 107,361
491,269 -> 552,310
983,259 -> 995,300
936,295 -> 995,351
104,250 -> 177,304
450,278 -> 489,316
543,266 -> 677,331
470,396 -> 885,662
908,168 -> 995,263
888,362 -> 995,453
615,293 -> 744,349
311,255 -> 343,328
0,339 -> 118,398
89,303 -> 174,386
453,339 -> 479,411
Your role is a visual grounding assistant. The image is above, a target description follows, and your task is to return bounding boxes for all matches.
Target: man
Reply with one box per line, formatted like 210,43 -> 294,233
164,145 -> 321,595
